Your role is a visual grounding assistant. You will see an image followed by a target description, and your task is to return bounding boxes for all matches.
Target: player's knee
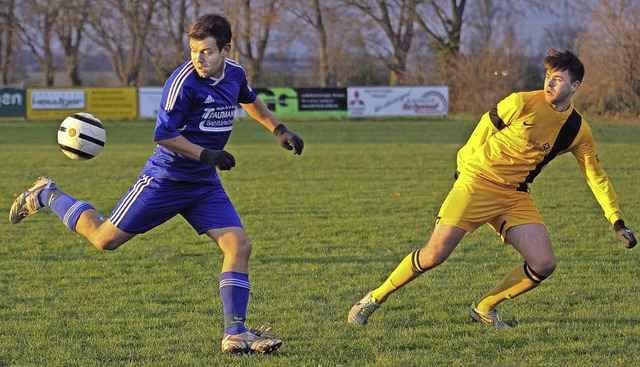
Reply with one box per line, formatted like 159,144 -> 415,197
527,258 -> 556,280
540,258 -> 557,277
418,251 -> 448,270
235,237 -> 252,258
90,236 -> 123,251
222,236 -> 252,259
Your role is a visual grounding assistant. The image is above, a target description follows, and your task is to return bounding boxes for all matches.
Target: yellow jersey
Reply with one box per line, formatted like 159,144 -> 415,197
456,90 -> 623,225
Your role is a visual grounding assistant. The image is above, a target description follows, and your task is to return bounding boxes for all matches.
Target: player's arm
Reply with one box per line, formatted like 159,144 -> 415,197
156,134 -> 203,161
241,98 -> 304,155
571,127 -> 636,248
156,134 -> 235,171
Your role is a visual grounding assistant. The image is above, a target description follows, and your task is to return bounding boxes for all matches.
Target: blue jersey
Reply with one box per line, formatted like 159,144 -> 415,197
141,59 -> 257,183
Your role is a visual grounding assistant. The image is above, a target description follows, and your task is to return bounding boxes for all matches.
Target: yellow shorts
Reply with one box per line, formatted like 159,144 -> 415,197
436,175 -> 545,243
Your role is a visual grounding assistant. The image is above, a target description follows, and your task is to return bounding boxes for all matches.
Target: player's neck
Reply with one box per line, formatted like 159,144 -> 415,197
210,60 -> 226,80
549,99 -> 572,112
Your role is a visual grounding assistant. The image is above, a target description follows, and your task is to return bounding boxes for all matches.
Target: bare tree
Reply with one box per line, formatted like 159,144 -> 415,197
15,0 -> 59,86
224,0 -> 281,86
0,0 -> 18,85
343,0 -> 415,86
413,0 -> 466,61
540,23 -> 584,53
284,0 -> 333,86
56,0 -> 89,86
406,0 -> 530,112
146,0 -> 204,80
577,0 -> 640,116
449,26 -> 527,113
463,0 -> 507,52
86,0 -> 157,86
221,0 -> 242,62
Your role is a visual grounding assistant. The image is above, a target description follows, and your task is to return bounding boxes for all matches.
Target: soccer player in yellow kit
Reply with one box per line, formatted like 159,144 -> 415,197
348,49 -> 637,329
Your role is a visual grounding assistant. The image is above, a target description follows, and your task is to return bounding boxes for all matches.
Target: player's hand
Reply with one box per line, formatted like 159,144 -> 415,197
273,124 -> 304,155
613,220 -> 637,249
199,148 -> 236,170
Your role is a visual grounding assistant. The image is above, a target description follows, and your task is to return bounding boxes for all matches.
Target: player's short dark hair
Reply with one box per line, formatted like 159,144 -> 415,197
188,13 -> 232,51
542,49 -> 585,83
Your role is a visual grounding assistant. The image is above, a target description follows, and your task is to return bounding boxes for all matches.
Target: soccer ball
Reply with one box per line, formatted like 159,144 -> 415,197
57,112 -> 106,160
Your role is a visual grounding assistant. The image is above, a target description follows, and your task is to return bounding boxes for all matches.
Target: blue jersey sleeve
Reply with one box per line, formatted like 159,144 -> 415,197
154,62 -> 193,141
238,78 -> 257,104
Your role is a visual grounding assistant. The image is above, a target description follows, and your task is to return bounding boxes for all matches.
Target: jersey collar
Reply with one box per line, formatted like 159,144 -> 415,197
208,60 -> 227,87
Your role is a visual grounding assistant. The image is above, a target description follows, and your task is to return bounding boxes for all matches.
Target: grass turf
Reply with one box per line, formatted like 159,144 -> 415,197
1,116 -> 639,366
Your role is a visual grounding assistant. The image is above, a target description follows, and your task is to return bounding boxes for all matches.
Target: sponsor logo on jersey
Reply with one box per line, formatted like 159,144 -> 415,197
198,105 -> 236,132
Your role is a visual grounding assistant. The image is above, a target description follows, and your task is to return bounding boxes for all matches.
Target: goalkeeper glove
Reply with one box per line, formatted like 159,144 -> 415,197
199,149 -> 236,170
273,124 -> 304,155
613,219 -> 637,249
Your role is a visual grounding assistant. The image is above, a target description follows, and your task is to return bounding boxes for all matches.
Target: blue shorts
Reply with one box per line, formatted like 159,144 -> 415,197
108,175 -> 243,234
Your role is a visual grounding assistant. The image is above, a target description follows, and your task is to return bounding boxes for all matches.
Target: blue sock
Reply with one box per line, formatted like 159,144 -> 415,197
47,193 -> 95,232
39,187 -> 62,207
219,271 -> 250,335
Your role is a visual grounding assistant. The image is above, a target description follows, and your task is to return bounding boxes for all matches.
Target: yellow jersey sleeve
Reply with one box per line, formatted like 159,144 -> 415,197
569,123 -> 624,225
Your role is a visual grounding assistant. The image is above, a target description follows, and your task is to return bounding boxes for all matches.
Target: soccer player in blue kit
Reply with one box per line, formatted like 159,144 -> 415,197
9,13 -> 303,354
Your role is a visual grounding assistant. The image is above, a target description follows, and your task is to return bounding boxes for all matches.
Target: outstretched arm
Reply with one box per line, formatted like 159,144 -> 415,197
241,98 -> 304,155
572,128 -> 636,248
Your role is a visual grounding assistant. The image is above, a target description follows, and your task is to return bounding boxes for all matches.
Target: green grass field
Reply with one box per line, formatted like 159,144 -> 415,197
1,116 -> 639,366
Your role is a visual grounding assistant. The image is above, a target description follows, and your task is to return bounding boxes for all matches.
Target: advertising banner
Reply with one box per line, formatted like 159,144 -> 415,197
0,88 -> 27,119
347,86 -> 449,117
296,88 -> 348,111
138,86 -> 163,118
86,88 -> 137,119
254,87 -> 348,117
30,89 -> 85,110
27,88 -> 137,120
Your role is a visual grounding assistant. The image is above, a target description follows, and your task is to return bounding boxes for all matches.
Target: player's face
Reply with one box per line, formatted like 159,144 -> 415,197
189,37 -> 230,79
544,68 -> 580,111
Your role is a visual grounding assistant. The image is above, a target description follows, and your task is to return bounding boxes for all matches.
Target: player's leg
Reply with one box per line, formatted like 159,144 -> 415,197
349,176 -> 486,325
207,226 -> 252,273
375,224 -> 466,302
206,226 -> 282,354
188,184 -> 280,354
348,224 -> 466,325
9,176 -> 134,249
471,223 -> 555,328
75,210 -> 136,250
207,227 -> 253,335
9,176 -> 92,226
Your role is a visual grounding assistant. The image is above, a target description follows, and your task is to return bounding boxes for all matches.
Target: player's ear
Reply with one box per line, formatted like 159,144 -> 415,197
221,43 -> 231,57
571,80 -> 581,93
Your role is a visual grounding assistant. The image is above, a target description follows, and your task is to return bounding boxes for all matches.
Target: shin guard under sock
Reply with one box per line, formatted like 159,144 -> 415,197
219,271 -> 251,335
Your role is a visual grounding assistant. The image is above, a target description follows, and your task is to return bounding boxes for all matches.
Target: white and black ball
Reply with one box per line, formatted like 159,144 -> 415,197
57,112 -> 106,160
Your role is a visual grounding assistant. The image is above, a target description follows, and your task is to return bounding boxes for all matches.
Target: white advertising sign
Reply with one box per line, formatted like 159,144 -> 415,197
138,87 -> 163,118
347,86 -> 448,117
30,90 -> 85,110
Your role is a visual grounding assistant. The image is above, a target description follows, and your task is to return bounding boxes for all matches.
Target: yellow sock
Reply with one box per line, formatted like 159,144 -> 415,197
371,250 -> 427,303
475,262 -> 546,312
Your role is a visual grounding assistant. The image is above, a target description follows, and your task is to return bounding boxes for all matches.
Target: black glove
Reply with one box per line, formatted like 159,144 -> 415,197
613,219 -> 637,249
273,124 -> 304,155
199,148 -> 235,170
